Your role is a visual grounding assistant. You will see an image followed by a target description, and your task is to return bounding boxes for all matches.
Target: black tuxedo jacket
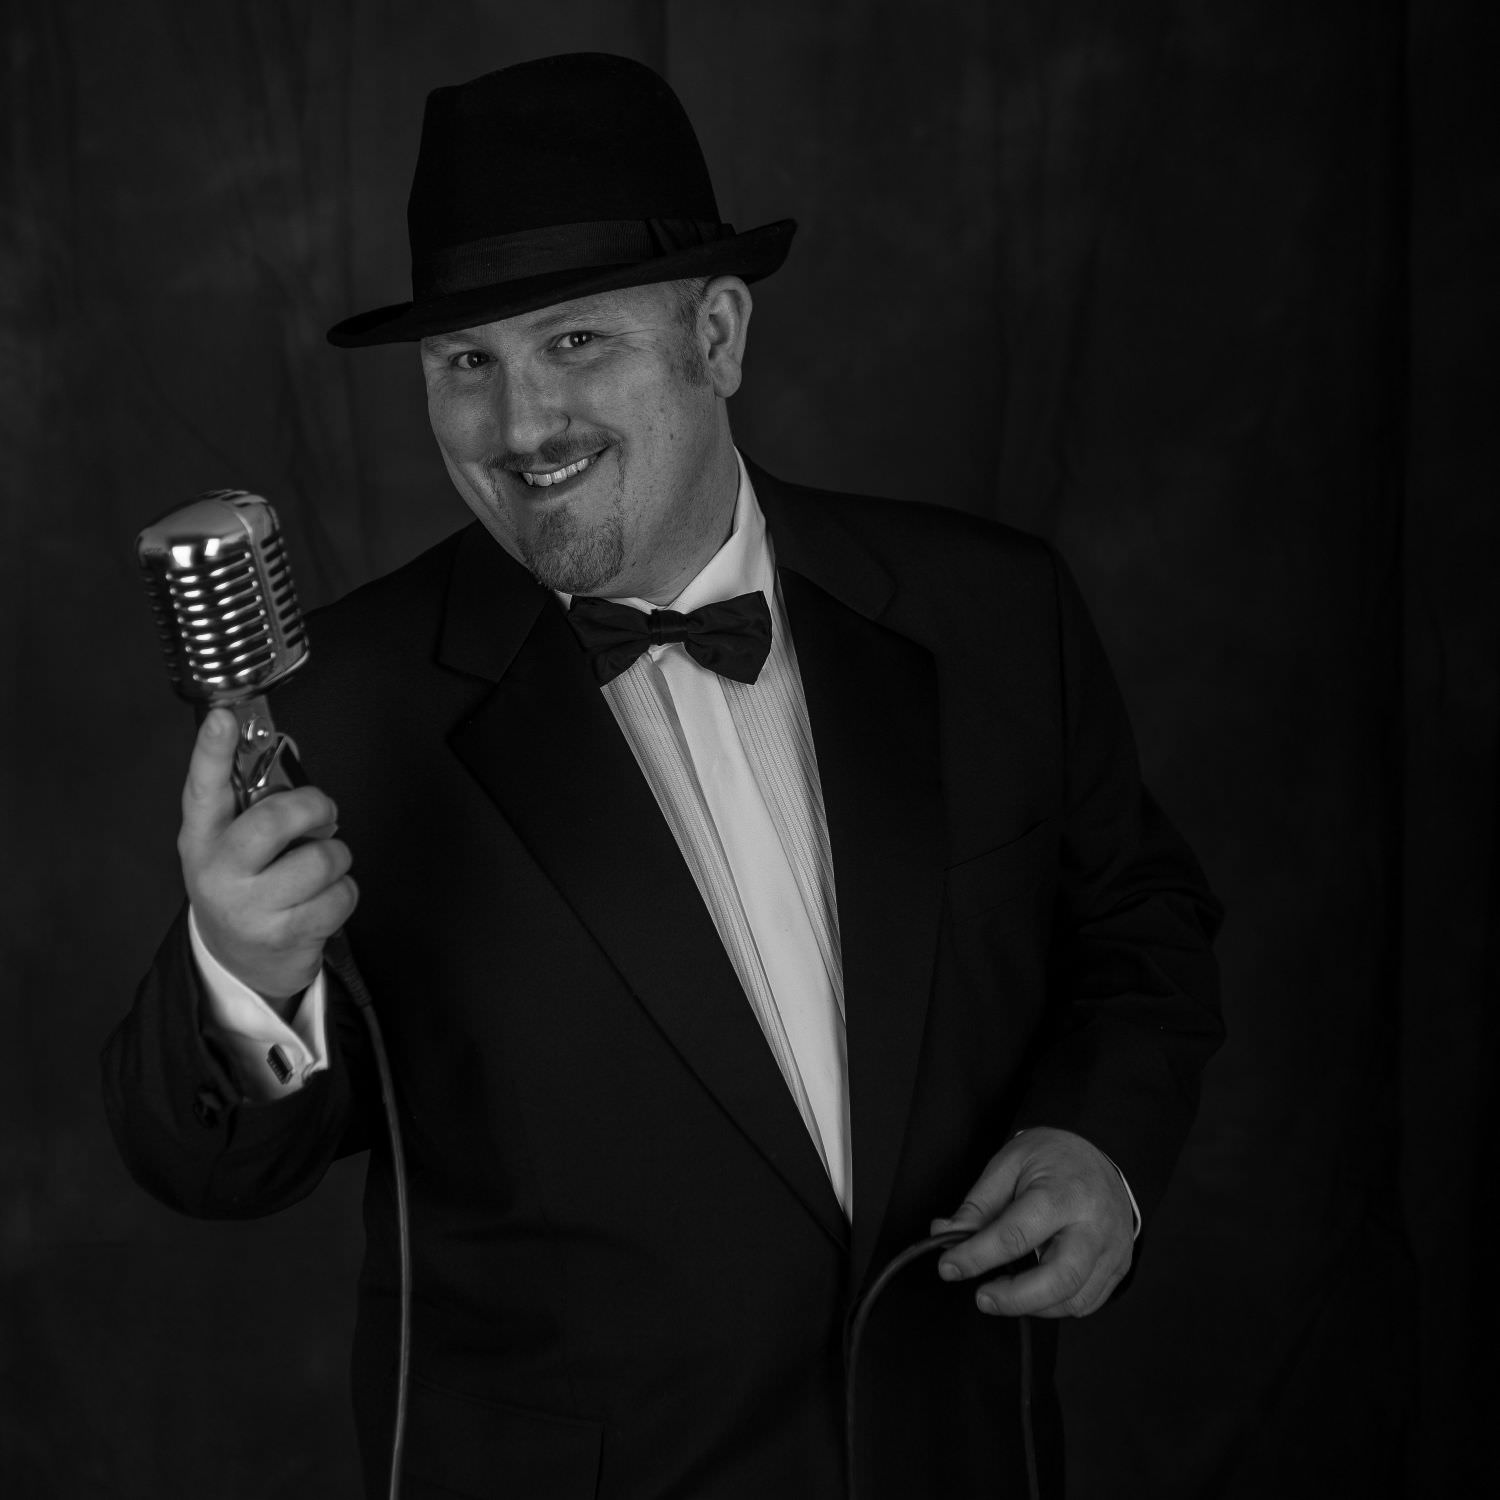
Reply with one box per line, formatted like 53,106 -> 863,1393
103,460 -> 1223,1499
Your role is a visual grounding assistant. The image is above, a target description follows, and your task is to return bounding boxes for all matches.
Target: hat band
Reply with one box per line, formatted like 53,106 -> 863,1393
414,217 -> 735,299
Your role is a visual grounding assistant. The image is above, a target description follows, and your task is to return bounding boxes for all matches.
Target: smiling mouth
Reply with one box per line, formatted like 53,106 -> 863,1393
517,450 -> 605,489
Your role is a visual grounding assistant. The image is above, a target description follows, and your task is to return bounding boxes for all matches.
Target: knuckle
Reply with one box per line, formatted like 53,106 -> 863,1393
1056,1260 -> 1089,1298
997,1223 -> 1031,1260
302,841 -> 335,884
231,802 -> 276,854
266,791 -> 307,833
282,787 -> 316,821
294,786 -> 335,822
1057,1178 -> 1089,1217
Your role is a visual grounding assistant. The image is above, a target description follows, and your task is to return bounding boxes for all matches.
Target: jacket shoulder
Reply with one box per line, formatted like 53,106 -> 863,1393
305,524 -> 470,646
788,477 -> 1052,566
756,467 -> 1063,633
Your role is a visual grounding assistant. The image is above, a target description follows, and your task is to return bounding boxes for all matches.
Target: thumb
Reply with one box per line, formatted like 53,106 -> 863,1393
930,1139 -> 1028,1235
179,708 -> 241,851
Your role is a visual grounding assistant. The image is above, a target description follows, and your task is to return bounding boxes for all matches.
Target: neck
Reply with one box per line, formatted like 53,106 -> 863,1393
639,423 -> 739,606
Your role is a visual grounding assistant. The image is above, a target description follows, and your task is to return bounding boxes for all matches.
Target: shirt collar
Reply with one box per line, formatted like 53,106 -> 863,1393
553,448 -> 773,616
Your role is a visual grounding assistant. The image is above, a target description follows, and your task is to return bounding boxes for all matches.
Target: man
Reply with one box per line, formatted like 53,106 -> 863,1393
103,52 -> 1223,1500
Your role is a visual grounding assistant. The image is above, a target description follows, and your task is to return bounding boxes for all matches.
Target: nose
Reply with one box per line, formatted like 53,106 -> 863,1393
491,360 -> 568,460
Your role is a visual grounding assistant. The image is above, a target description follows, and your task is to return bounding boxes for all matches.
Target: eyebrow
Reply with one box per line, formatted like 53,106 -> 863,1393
420,296 -> 632,353
523,297 -> 625,335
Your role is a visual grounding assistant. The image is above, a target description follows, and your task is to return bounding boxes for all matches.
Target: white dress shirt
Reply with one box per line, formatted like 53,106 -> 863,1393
554,451 -> 850,1213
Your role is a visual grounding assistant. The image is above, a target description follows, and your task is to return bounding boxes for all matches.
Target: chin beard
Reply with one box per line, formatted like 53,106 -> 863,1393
518,503 -> 626,596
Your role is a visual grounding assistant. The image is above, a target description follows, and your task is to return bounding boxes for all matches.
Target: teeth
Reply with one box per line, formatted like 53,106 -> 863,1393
521,453 -> 597,488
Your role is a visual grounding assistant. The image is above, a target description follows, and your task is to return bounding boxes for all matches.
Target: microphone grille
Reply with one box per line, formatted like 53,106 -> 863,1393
136,491 -> 310,704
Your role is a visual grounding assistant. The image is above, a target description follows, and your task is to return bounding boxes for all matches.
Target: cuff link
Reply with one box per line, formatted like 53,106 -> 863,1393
266,1045 -> 293,1086
192,1086 -> 225,1128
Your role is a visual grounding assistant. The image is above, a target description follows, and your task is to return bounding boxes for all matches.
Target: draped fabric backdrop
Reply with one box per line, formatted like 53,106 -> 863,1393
2,2 -> 1492,1495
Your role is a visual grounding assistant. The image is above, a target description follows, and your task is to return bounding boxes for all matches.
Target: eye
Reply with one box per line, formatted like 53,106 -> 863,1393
556,330 -> 597,351
450,350 -> 490,371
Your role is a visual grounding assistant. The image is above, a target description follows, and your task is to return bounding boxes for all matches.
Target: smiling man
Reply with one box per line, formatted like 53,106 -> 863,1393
102,52 -> 1224,1500
422,280 -> 744,604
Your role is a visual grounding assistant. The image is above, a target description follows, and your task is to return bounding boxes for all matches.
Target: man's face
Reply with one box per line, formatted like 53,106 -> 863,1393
420,279 -> 744,602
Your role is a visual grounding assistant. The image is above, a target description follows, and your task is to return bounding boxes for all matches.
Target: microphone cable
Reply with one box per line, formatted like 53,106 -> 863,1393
843,1230 -> 1040,1500
322,932 -> 412,1500
226,754 -> 412,1500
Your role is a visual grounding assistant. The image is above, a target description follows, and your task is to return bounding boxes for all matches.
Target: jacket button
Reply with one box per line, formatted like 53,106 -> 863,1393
192,1086 -> 225,1128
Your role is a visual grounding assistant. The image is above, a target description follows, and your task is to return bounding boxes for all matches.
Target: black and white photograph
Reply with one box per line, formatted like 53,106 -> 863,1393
2,3 -> 1492,1496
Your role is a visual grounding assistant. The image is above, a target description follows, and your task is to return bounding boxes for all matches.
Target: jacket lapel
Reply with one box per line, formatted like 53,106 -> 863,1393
437,522 -> 849,1252
753,465 -> 948,1291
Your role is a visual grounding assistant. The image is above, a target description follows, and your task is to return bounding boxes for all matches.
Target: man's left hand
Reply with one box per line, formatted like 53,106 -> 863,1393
929,1126 -> 1134,1318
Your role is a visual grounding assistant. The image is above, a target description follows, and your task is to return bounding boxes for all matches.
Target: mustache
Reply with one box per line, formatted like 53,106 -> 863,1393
487,435 -> 614,474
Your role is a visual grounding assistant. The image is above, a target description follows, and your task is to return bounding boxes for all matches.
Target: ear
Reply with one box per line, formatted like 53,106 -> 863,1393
700,276 -> 753,399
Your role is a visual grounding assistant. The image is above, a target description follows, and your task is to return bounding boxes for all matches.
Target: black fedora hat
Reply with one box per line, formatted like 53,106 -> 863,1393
326,52 -> 795,347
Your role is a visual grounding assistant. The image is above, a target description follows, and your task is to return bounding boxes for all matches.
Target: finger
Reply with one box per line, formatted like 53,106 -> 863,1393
975,1225 -> 1106,1317
929,1139 -> 1029,1239
937,1183 -> 1059,1281
223,788 -> 340,874
245,873 -> 359,964
254,838 -> 354,912
1028,1258 -> 1126,1320
179,710 -> 241,854
278,873 -> 359,946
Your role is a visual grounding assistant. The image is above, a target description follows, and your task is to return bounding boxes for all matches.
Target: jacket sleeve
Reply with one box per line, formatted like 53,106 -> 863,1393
100,904 -> 374,1219
1012,548 -> 1226,1229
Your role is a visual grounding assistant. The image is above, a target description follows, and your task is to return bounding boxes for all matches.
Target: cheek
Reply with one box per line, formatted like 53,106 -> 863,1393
428,390 -> 495,462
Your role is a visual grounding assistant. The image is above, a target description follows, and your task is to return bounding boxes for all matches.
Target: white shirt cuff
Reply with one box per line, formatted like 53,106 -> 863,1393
1106,1155 -> 1143,1241
188,905 -> 330,1100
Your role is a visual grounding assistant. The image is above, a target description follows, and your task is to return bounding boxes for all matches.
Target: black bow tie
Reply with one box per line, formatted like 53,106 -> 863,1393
567,591 -> 773,686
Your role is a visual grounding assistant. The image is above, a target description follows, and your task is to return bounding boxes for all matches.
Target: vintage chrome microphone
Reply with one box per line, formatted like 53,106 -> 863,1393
137,490 -> 310,798
136,491 -> 412,1500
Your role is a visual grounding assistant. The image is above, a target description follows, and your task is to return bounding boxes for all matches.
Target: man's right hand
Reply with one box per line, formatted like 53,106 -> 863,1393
180,707 -> 358,1010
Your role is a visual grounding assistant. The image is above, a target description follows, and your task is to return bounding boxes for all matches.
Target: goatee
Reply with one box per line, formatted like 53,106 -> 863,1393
519,503 -> 626,596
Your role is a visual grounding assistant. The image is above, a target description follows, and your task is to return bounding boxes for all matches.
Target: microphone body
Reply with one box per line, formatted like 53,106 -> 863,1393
136,490 -> 309,808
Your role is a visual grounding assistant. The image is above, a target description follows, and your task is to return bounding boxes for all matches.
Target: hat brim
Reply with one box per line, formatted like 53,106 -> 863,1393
326,218 -> 796,348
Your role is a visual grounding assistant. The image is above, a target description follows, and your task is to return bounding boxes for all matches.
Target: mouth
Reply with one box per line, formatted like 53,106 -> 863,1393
514,448 -> 607,492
